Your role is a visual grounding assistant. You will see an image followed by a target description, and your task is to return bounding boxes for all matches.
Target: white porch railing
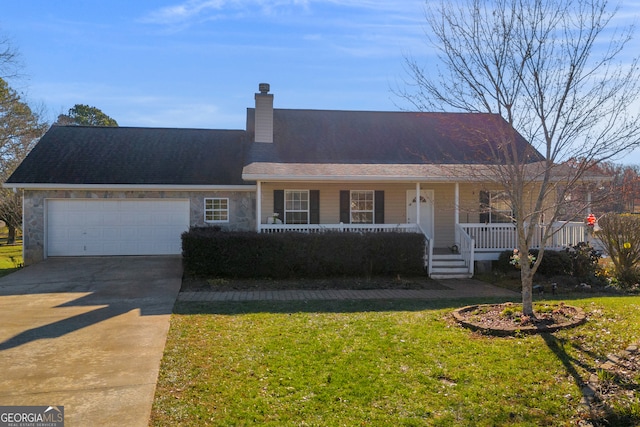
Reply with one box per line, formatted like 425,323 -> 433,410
259,223 -> 422,234
258,221 -> 587,274
419,225 -> 433,276
461,222 -> 586,252
456,224 -> 475,276
532,222 -> 587,250
463,223 -> 517,251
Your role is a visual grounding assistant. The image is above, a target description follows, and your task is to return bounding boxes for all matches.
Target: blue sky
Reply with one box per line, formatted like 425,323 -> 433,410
2,1 -> 427,129
2,0 -> 640,163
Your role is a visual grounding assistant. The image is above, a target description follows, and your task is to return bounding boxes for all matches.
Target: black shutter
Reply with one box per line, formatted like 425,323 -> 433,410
339,190 -> 350,223
479,191 -> 490,223
374,190 -> 385,224
310,190 -> 320,224
273,190 -> 284,222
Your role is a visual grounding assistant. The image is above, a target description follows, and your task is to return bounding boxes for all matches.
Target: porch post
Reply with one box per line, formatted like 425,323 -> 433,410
415,182 -> 421,228
454,182 -> 460,244
586,190 -> 592,244
256,181 -> 262,232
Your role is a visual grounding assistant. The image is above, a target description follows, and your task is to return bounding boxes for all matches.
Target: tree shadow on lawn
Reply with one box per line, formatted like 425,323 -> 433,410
172,290 -> 639,316
541,333 -> 640,426
172,296 -> 514,316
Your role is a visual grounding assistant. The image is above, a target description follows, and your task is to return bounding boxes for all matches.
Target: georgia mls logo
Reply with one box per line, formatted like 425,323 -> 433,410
0,406 -> 64,427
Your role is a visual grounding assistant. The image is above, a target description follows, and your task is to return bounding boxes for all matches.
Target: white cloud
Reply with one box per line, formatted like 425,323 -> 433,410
30,81 -> 246,128
140,0 -> 421,25
140,0 -> 307,24
124,102 -> 245,129
140,0 -> 227,24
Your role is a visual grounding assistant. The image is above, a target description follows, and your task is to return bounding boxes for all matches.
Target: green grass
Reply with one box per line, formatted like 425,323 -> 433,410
0,231 -> 23,277
151,295 -> 640,426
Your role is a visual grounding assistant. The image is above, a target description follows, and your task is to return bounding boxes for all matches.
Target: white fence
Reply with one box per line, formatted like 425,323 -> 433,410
461,222 -> 587,252
260,223 -> 422,234
259,221 -> 589,270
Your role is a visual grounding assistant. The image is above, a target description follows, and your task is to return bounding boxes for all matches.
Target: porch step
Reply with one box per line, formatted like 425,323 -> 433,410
429,253 -> 473,279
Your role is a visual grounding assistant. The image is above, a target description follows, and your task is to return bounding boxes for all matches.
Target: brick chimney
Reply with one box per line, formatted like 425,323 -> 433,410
254,83 -> 273,143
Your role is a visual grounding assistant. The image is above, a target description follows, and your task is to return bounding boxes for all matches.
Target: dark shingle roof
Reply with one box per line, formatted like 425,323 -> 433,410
6,126 -> 249,185
246,109 -> 542,165
7,109 -> 543,186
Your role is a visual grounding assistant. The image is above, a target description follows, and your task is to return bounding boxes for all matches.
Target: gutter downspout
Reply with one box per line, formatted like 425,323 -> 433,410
415,182 -> 421,226
256,181 -> 262,232
454,183 -> 460,246
21,189 -> 26,263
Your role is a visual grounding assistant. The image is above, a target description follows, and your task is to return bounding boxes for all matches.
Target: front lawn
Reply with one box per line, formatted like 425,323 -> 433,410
0,239 -> 23,277
151,296 -> 640,426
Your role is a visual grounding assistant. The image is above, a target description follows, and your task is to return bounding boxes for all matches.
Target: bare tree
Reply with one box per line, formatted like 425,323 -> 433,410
399,0 -> 640,314
0,34 -> 20,80
591,162 -> 640,214
0,78 -> 48,243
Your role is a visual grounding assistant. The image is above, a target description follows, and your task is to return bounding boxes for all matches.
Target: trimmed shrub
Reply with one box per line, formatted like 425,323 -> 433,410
495,250 -> 517,273
494,249 -> 571,277
182,228 -> 426,279
564,242 -> 602,283
596,213 -> 640,289
529,249 -> 571,277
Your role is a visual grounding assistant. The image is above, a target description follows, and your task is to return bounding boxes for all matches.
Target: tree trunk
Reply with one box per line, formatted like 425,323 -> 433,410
520,265 -> 534,315
6,224 -> 16,245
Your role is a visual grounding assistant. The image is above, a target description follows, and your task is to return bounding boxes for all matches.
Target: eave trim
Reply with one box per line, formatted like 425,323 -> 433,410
2,183 -> 257,191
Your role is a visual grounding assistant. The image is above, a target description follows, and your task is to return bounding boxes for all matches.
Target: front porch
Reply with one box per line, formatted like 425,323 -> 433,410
255,181 -> 594,279
259,221 -> 589,279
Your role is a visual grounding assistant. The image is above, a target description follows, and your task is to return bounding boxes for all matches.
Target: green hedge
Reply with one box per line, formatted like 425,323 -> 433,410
496,249 -> 572,276
182,228 -> 426,279
494,242 -> 601,281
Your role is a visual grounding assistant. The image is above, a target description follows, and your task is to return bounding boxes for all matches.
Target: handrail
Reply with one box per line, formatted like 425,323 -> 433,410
417,224 -> 433,276
456,223 -> 475,276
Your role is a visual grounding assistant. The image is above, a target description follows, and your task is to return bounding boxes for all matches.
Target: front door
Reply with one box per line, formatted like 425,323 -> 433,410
406,190 -> 434,238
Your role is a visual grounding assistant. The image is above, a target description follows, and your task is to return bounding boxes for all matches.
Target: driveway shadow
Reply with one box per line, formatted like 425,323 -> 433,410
0,256 -> 182,351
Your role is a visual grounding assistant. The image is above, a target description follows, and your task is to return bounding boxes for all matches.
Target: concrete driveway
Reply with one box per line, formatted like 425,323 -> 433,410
0,256 -> 182,427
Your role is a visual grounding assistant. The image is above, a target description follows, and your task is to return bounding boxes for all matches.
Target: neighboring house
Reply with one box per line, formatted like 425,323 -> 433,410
4,84 -> 588,278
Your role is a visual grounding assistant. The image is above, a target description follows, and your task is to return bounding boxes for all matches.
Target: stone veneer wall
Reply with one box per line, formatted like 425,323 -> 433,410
22,189 -> 256,265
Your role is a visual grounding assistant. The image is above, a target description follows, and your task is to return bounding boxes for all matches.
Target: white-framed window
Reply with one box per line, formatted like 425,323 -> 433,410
351,190 -> 374,224
285,190 -> 309,224
480,191 -> 512,223
204,198 -> 229,223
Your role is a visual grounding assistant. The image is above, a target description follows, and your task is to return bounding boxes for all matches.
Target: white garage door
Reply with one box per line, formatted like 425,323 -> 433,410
47,199 -> 190,256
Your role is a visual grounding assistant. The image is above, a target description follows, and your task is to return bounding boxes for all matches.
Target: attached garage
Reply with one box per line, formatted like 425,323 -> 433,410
47,199 -> 190,256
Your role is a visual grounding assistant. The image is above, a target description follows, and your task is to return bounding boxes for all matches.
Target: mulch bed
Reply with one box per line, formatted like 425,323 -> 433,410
452,302 -> 587,336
